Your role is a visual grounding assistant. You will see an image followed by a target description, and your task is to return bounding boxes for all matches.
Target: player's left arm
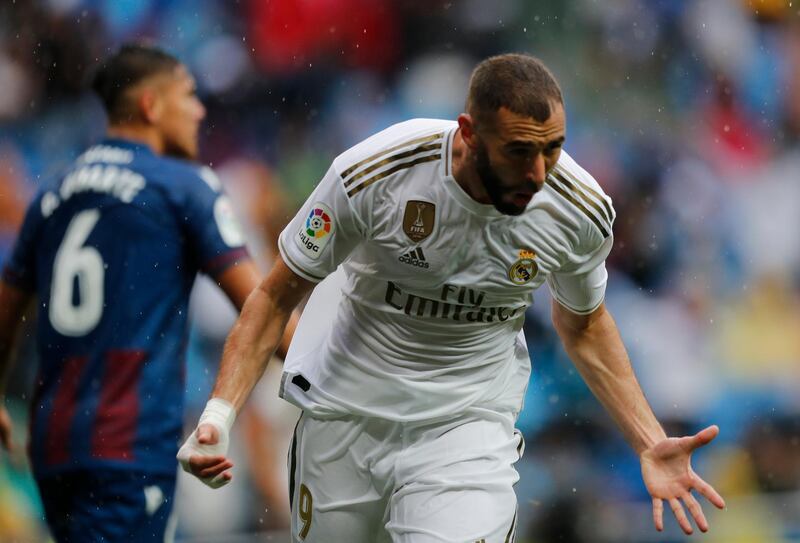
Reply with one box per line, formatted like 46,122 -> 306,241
551,300 -> 725,535
0,192 -> 42,453
0,279 -> 33,452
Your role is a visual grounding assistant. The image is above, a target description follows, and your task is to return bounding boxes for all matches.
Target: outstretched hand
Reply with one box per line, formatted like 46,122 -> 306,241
177,423 -> 234,488
640,425 -> 726,534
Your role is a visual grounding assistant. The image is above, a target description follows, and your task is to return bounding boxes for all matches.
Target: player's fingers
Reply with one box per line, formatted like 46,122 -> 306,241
197,460 -> 234,479
669,498 -> 693,535
683,492 -> 708,532
205,469 -> 233,489
188,454 -> 228,471
693,475 -> 726,509
687,425 -> 719,451
652,498 -> 664,532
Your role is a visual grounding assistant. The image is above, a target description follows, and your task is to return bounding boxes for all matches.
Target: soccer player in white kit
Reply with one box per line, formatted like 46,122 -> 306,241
178,54 -> 725,541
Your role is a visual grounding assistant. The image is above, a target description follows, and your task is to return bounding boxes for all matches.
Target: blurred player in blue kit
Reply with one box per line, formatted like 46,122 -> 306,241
0,44 -> 283,542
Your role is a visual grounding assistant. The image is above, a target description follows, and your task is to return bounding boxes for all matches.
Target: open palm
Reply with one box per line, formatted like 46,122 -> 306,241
640,425 -> 726,534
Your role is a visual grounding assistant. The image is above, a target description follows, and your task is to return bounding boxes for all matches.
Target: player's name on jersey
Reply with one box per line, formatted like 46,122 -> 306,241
42,164 -> 146,218
384,281 -> 523,322
77,145 -> 134,165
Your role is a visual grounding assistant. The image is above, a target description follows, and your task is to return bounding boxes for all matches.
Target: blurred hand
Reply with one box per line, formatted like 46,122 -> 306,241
0,407 -> 12,452
640,425 -> 726,535
177,422 -> 234,488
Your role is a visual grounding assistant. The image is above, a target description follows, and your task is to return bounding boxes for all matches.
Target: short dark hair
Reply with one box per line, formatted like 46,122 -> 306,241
467,53 -> 563,128
91,43 -> 180,123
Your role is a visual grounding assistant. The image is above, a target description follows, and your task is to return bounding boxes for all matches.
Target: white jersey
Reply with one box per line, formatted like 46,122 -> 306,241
278,119 -> 615,421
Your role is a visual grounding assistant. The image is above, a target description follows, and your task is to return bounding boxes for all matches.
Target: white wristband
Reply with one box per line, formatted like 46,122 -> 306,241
199,397 -> 236,435
176,398 -> 237,489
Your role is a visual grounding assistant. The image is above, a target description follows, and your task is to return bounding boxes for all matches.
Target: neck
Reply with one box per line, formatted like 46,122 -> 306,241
450,128 -> 491,204
106,124 -> 163,155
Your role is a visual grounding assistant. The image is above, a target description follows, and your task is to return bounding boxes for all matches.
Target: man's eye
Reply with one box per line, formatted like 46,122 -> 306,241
545,144 -> 562,155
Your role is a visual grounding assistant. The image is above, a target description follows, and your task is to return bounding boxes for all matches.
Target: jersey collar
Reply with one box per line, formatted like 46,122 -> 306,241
100,137 -> 156,156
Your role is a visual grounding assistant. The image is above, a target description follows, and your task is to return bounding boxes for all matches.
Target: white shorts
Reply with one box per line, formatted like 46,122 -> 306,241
288,408 -> 524,543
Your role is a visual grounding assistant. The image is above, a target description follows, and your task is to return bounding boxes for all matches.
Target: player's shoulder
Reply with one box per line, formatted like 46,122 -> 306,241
332,118 -> 455,181
130,155 -> 226,213
540,150 -> 616,240
145,155 -> 218,191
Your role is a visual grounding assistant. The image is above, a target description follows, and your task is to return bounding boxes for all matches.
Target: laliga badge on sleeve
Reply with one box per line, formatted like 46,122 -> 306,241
296,203 -> 335,260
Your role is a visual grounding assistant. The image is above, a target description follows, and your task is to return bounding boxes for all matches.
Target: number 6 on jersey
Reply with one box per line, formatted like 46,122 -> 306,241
49,209 -> 105,337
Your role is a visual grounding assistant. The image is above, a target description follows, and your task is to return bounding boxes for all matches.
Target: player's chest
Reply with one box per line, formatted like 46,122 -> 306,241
365,197 -> 566,302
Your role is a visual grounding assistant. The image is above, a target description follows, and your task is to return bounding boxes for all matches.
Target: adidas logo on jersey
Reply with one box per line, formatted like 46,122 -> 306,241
398,247 -> 429,269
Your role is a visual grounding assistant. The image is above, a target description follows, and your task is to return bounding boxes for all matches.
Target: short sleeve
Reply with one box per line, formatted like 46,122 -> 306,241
547,234 -> 612,315
180,167 -> 250,278
278,165 -> 365,282
2,192 -> 45,292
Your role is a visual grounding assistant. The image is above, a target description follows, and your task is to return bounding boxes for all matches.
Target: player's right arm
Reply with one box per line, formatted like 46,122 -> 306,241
179,163 -> 365,487
177,258 -> 313,486
214,258 -> 313,411
214,259 -> 299,360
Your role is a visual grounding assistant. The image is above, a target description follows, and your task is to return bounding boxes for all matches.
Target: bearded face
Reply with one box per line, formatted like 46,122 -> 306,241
474,141 -> 539,216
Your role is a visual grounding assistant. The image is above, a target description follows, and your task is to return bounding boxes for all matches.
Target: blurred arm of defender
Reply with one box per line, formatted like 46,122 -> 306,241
178,257 -> 313,487
0,280 -> 33,453
552,300 -> 725,535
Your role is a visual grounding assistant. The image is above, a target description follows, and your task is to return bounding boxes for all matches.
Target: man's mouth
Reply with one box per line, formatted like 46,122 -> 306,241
510,193 -> 530,207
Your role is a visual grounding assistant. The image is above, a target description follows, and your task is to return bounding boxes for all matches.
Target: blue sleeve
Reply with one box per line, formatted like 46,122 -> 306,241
2,192 -> 45,291
179,166 -> 250,278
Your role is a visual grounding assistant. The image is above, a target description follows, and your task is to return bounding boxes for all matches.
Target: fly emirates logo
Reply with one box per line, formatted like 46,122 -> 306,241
384,282 -> 523,323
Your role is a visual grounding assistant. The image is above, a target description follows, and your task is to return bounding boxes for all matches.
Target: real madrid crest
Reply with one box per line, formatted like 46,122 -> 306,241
403,200 -> 435,242
508,249 -> 539,285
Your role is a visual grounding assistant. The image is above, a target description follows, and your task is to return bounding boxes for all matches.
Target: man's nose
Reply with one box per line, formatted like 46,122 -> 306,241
525,153 -> 546,183
195,99 -> 207,121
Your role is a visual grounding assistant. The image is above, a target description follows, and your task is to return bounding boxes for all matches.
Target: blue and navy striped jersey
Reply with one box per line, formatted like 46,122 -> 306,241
2,138 -> 249,477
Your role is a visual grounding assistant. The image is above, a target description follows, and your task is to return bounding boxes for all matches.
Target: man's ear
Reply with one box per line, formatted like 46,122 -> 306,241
457,113 -> 479,151
138,87 -> 162,125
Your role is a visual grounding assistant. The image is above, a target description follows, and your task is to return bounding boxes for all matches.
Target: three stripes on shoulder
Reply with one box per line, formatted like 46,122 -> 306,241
546,168 -> 615,238
341,133 -> 444,198
337,130 -> 615,240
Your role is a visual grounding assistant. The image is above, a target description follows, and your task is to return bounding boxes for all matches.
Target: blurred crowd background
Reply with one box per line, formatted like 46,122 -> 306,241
1,0 -> 799,541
